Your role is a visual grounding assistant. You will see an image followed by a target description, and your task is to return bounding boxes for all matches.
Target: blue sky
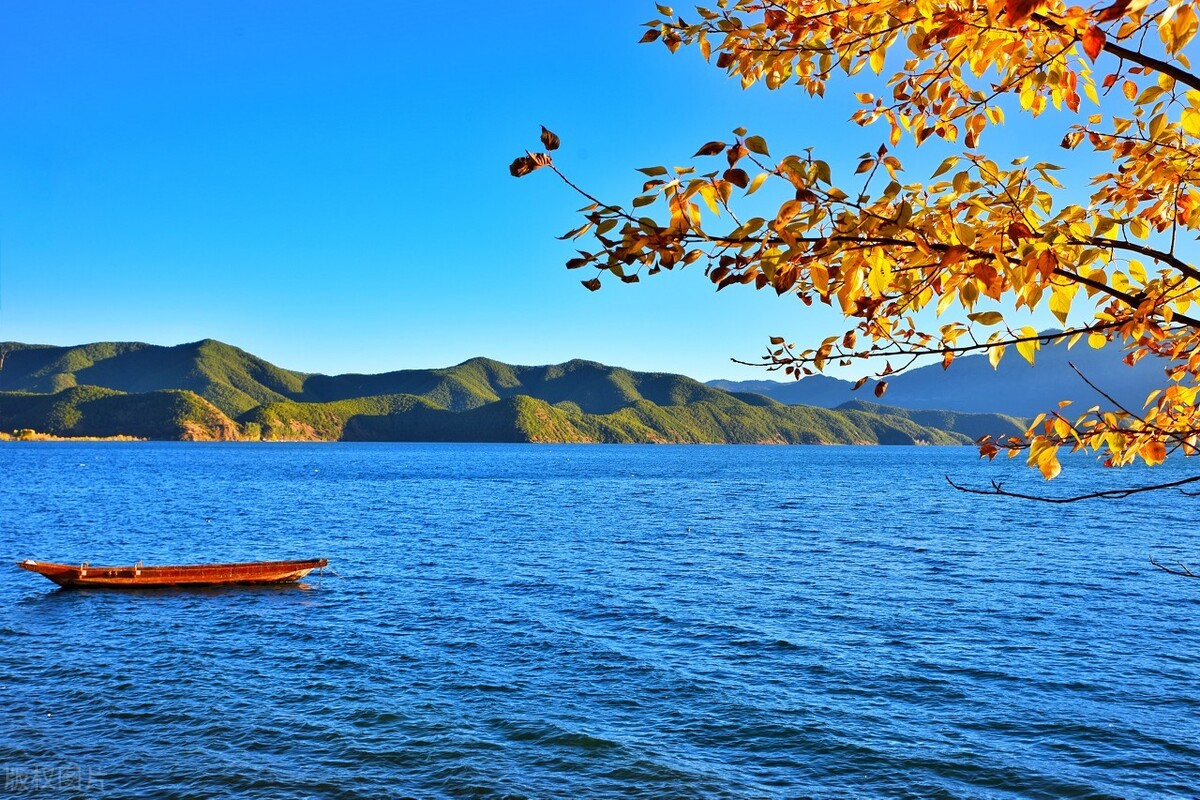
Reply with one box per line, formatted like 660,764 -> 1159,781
2,1 -> 1062,380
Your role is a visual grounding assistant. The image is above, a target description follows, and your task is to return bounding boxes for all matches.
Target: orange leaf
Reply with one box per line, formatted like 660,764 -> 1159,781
1095,0 -> 1130,23
1006,0 -> 1040,25
938,245 -> 969,267
973,262 -> 1001,295
1082,26 -> 1105,61
1140,440 -> 1167,465
1008,221 -> 1034,240
1035,250 -> 1057,279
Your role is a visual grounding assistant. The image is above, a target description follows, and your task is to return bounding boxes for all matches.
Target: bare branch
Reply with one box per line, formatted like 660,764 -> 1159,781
1149,557 -> 1200,578
945,473 -> 1200,502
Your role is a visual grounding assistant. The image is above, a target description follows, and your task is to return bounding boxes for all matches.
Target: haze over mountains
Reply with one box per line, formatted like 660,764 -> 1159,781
709,336 -> 1166,417
0,340 -> 1023,444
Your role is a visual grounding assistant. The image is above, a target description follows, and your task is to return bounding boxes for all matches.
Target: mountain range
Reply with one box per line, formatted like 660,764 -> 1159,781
0,340 -> 1023,444
708,335 -> 1166,417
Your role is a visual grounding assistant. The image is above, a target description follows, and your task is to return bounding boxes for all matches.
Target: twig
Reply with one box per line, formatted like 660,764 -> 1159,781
945,473 -> 1200,502
1149,557 -> 1200,578
1068,361 -> 1142,420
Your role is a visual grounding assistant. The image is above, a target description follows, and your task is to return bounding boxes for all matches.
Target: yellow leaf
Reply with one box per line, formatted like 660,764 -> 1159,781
1038,451 -> 1062,480
988,345 -> 1005,369
869,49 -> 885,75
744,135 -> 770,156
1048,286 -> 1073,324
969,311 -> 1004,325
954,222 -> 976,247
867,250 -> 893,294
1088,332 -> 1107,349
810,263 -> 829,295
931,156 -> 959,179
1016,327 -> 1039,364
1184,108 -> 1200,137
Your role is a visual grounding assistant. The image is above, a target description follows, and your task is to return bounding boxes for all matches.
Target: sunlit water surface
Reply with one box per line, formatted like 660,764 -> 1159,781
1,443 -> 1197,798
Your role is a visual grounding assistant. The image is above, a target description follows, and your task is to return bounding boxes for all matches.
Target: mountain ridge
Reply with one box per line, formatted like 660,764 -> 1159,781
708,336 -> 1167,416
0,339 -> 1025,444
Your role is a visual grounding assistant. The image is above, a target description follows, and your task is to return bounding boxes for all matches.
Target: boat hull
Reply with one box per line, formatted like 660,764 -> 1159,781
17,558 -> 327,589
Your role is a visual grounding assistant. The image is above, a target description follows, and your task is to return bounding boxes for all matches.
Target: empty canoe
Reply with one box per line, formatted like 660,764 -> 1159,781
17,558 -> 328,589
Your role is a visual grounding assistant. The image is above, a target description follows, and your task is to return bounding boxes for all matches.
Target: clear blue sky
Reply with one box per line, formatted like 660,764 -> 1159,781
1,1 -> 1059,381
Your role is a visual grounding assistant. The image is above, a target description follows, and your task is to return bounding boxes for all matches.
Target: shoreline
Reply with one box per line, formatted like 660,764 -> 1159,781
0,433 -> 146,442
0,435 -> 967,446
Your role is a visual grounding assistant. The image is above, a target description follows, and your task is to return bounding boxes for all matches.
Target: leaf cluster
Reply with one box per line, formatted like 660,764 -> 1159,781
512,0 -> 1200,479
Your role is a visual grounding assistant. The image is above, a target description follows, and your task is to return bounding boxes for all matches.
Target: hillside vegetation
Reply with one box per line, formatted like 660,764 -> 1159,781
0,340 -> 1022,443
0,386 -> 239,440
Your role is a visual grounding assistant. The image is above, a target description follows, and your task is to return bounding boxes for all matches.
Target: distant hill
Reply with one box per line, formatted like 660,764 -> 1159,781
0,339 -> 1023,444
709,336 -> 1166,416
240,391 -> 991,444
832,401 -> 1024,442
0,340 -> 304,415
0,341 -> 800,416
0,386 -> 239,440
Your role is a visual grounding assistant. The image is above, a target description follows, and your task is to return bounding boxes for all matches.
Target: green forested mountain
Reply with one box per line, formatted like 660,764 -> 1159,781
0,341 -> 761,415
0,386 -> 239,440
0,340 -> 303,415
0,340 -> 1023,443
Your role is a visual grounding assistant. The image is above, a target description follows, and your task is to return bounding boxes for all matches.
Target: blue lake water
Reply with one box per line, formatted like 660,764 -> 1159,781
1,442 -> 1198,798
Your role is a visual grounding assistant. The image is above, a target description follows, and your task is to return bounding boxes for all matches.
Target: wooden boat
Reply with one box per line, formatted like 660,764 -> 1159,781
17,558 -> 328,589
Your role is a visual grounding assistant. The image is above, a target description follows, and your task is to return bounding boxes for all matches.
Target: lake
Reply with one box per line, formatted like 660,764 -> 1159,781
1,443 -> 1197,798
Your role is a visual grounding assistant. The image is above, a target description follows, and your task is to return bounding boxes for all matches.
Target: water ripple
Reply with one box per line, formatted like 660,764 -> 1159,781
0,443 -> 1197,798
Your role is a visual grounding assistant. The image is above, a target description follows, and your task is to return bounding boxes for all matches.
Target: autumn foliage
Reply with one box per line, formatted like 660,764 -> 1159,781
512,0 -> 1200,481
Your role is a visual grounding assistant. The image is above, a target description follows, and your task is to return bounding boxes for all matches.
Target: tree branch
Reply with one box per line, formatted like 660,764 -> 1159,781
1032,10 -> 1200,92
1103,39 -> 1200,94
1086,237 -> 1200,284
1067,361 -> 1148,424
733,323 -> 1119,371
1149,557 -> 1200,578
945,472 -> 1200,502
